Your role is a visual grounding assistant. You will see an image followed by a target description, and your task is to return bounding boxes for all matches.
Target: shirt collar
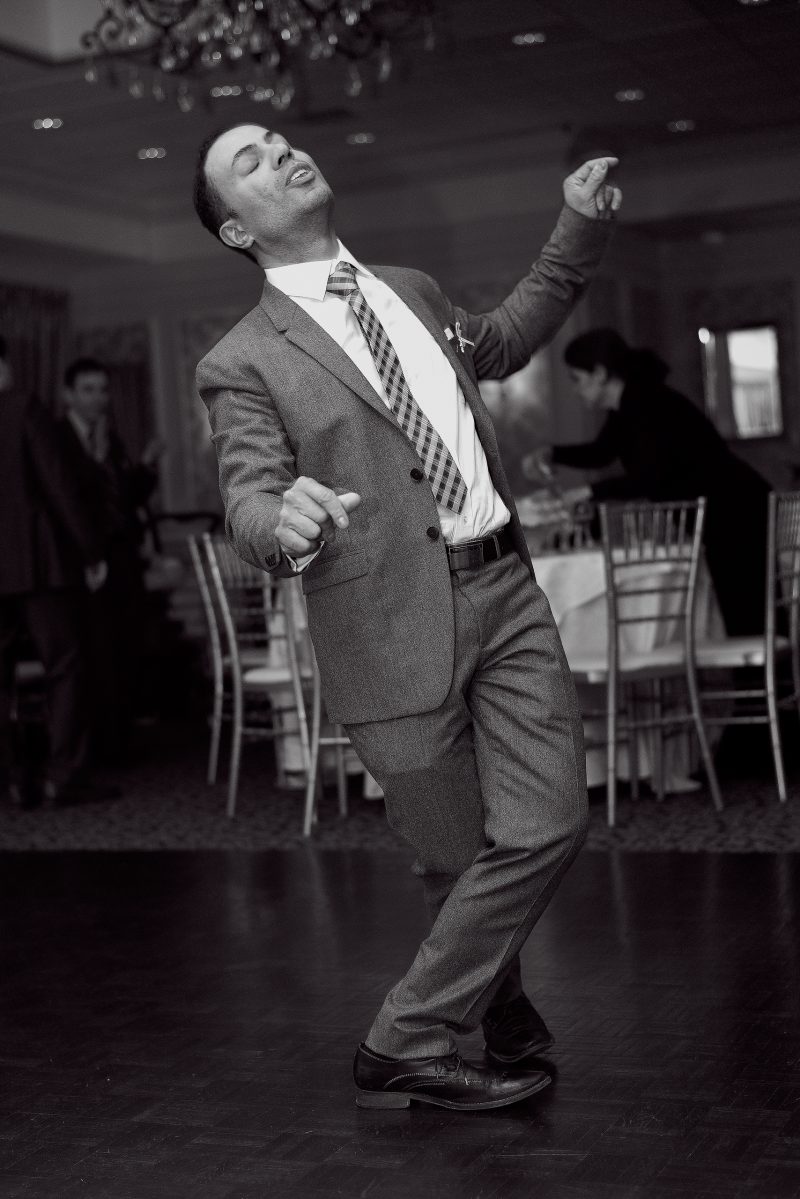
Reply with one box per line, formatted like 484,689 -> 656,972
66,409 -> 92,444
264,241 -> 372,302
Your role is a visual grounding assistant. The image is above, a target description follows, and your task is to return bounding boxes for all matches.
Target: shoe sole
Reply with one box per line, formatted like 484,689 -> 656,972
355,1074 -> 550,1110
485,1035 -> 555,1064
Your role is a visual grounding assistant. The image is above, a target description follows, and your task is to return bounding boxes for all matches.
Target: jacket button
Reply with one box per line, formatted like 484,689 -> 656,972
410,468 -> 424,481
426,526 -> 440,541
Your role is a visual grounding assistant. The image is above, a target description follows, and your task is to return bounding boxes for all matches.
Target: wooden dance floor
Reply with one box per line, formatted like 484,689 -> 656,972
1,848 -> 798,1198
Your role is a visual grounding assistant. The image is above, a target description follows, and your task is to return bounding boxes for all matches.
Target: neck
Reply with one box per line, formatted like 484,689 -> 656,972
256,221 -> 339,269
602,377 -> 625,410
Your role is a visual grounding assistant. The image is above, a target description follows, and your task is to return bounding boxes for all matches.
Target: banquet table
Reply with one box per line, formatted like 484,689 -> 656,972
530,543 -> 725,789
276,543 -> 724,798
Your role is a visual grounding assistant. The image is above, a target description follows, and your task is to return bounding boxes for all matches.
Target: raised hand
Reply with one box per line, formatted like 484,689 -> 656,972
563,157 -> 622,221
275,477 -> 361,558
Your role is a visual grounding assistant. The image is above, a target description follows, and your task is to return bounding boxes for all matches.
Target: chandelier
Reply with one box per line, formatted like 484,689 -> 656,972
81,0 -> 437,113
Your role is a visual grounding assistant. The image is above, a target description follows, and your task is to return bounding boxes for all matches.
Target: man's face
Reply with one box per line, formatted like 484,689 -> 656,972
65,371 -> 110,423
204,125 -> 333,256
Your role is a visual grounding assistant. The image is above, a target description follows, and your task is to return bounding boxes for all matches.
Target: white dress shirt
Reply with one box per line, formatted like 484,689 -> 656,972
265,242 -> 510,549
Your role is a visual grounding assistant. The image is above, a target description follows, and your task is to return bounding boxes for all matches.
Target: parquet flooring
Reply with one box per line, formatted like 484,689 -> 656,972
1,849 -> 798,1198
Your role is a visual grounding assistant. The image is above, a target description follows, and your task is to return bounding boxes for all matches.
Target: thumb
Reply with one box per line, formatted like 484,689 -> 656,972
338,491 -> 361,512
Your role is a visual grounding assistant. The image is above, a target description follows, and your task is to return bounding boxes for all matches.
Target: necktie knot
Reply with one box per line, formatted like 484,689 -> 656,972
326,260 -> 359,300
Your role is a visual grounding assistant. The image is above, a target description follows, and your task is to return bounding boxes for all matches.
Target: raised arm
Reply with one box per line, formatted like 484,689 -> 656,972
452,159 -> 622,381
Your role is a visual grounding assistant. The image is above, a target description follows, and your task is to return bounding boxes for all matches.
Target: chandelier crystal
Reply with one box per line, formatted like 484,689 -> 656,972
82,0 -> 436,112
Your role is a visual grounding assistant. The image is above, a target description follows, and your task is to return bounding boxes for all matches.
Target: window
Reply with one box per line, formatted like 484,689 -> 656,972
698,324 -> 783,439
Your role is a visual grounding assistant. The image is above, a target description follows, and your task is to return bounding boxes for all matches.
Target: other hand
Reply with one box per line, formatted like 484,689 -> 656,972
563,157 -> 622,220
85,560 -> 108,592
275,477 -> 361,558
521,447 -> 554,482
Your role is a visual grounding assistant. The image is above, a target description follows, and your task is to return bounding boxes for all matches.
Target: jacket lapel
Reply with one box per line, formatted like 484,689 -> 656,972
258,280 -> 396,428
370,266 -> 501,459
258,268 -> 502,470
371,265 -> 477,397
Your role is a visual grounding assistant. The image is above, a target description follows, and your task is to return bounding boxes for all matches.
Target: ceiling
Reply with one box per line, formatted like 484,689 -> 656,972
1,0 -> 800,229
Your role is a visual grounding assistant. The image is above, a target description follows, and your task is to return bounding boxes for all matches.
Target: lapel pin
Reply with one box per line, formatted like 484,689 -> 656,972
444,323 -> 474,354
455,321 -> 475,354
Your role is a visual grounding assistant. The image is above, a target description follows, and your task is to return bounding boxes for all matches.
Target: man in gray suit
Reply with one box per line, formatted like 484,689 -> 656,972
194,123 -> 621,1111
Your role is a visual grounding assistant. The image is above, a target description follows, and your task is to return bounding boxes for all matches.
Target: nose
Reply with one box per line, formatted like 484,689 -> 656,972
271,138 -> 292,169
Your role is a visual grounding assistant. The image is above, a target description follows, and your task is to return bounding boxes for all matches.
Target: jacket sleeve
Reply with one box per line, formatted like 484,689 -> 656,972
451,206 -> 613,381
196,357 -> 296,578
23,399 -> 104,565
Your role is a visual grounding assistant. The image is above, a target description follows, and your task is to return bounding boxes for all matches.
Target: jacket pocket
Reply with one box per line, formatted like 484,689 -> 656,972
302,549 -> 369,594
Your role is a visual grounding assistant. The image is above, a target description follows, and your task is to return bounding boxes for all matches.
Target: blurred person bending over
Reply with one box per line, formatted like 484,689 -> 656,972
536,328 -> 771,636
0,336 -> 107,806
59,357 -> 159,763
194,121 -> 621,1110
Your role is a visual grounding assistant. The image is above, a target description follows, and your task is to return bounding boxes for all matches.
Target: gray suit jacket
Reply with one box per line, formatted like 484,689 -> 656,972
196,206 -> 611,724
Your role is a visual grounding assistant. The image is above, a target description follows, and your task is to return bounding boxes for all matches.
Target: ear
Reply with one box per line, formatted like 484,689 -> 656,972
220,218 -> 254,252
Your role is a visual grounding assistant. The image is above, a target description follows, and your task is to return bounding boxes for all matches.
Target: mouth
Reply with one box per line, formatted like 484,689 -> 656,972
285,162 -> 315,187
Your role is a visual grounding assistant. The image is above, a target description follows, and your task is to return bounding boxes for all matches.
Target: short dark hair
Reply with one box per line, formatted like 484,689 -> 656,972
64,357 -> 108,389
564,328 -> 669,386
193,123 -> 257,262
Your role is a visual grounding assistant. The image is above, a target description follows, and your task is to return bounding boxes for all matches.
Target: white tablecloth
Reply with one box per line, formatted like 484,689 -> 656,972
531,545 -> 724,788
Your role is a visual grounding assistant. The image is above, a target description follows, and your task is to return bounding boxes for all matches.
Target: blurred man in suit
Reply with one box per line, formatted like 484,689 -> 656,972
0,336 -> 106,806
194,123 -> 621,1110
59,358 -> 159,763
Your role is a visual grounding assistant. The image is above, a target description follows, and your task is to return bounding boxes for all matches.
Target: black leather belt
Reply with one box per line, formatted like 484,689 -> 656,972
446,525 -> 515,572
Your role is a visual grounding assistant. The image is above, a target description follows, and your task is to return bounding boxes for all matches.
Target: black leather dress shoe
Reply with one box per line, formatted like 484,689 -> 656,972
483,995 -> 555,1065
353,1042 -> 550,1110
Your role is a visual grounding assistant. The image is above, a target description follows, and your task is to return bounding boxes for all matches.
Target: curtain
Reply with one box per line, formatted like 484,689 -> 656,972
0,281 -> 70,407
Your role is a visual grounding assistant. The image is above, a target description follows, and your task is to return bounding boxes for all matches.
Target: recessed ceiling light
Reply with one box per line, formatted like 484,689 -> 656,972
137,147 -> 166,160
33,118 -> 63,130
667,119 -> 696,133
346,132 -> 375,145
512,32 -> 546,46
615,88 -> 645,102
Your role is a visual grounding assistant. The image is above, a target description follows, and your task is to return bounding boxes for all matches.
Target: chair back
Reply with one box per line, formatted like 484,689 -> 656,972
187,534 -> 224,676
599,499 -> 706,667
770,491 -> 800,650
203,534 -> 269,677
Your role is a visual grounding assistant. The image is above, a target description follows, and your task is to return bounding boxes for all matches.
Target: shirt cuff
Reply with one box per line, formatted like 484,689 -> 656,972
284,544 -> 325,574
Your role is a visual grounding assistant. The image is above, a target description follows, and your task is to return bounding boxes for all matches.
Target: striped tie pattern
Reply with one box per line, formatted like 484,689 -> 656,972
326,261 -> 467,514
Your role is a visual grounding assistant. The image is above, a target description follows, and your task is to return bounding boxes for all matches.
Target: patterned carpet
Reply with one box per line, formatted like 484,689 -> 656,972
3,715 -> 800,854
1,717 -> 799,853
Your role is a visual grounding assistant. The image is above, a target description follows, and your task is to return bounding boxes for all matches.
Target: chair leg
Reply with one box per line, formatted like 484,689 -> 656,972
208,676 -> 224,784
765,659 -> 787,803
607,679 -> 618,828
628,686 -> 640,801
272,703 -> 287,789
303,680 -> 323,837
335,731 -> 348,818
686,667 -> 723,813
227,676 -> 243,819
653,678 -> 665,801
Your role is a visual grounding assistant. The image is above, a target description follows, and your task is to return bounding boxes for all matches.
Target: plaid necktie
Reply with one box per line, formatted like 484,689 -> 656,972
326,260 -> 467,514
